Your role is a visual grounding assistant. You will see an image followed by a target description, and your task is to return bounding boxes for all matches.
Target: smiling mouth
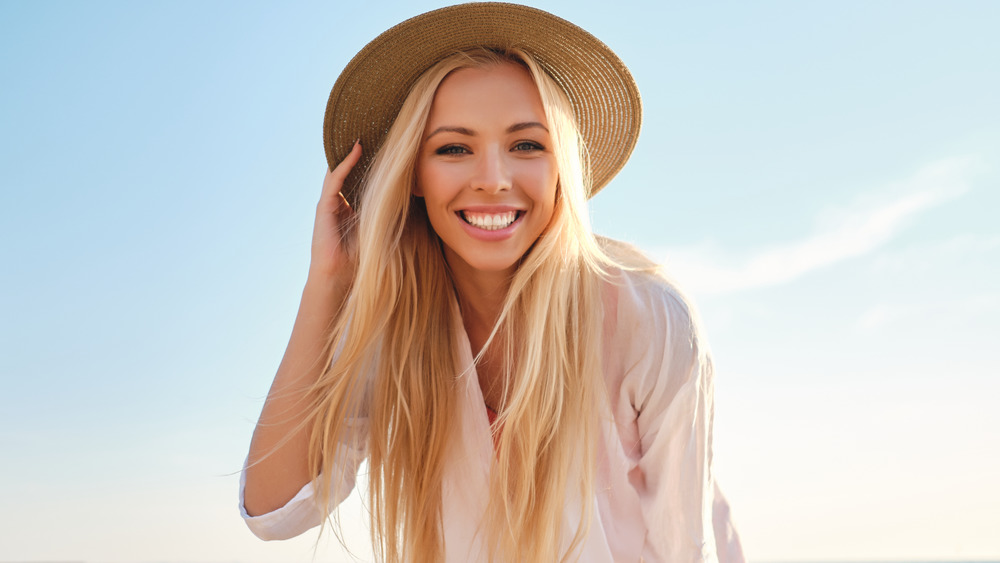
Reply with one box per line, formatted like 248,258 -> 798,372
459,210 -> 521,230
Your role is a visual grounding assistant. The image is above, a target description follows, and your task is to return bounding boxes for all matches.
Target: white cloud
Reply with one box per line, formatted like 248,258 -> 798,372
855,292 -> 1000,333
870,232 -> 1000,275
653,156 -> 982,295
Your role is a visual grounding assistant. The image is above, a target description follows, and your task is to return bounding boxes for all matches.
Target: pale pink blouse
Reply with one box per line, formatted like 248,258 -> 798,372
241,268 -> 745,562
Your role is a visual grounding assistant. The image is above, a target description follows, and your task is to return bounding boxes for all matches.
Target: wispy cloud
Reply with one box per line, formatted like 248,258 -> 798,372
870,232 -> 1000,275
654,156 -> 982,295
856,292 -> 1000,333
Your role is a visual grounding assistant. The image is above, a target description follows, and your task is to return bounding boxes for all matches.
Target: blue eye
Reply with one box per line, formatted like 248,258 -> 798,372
435,145 -> 468,155
513,141 -> 543,151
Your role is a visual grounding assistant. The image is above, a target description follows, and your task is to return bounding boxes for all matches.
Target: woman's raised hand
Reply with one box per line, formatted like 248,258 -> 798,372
309,141 -> 362,286
244,142 -> 363,516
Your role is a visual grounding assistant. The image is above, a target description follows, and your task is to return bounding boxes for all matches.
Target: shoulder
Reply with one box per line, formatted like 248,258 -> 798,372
597,236 -> 705,350
596,238 -> 713,414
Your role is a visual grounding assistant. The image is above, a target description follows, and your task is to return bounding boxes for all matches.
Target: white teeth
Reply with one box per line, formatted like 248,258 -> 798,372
462,211 -> 518,230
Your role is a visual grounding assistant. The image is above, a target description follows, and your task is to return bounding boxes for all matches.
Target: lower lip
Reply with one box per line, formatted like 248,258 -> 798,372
456,212 -> 523,241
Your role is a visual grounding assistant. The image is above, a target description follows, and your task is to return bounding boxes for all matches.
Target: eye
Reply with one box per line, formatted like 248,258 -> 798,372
435,144 -> 469,156
512,140 -> 544,152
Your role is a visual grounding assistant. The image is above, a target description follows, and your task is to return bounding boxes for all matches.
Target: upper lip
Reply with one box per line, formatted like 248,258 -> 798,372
457,204 -> 525,213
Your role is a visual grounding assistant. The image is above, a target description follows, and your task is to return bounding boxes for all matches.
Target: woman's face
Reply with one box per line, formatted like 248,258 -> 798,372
415,62 -> 558,280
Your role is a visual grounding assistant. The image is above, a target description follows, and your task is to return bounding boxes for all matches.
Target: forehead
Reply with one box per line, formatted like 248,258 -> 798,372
425,62 -> 547,127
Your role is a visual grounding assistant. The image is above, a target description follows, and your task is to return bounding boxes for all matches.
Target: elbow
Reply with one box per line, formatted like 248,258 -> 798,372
242,477 -> 284,518
242,462 -> 312,517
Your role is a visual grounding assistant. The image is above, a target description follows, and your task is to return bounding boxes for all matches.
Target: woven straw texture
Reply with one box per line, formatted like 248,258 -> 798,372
323,2 -> 642,205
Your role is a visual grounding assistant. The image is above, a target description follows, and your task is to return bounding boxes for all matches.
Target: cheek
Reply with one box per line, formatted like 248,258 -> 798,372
416,162 -> 458,201
414,163 -> 432,197
541,165 -> 560,226
527,160 -> 559,207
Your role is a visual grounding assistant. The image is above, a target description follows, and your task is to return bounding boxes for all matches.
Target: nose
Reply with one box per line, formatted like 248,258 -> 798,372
471,147 -> 512,194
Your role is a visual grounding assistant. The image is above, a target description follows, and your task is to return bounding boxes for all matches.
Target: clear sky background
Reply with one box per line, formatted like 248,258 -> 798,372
1,1 -> 997,562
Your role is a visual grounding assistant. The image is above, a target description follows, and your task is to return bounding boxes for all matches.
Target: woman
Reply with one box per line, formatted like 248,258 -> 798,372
241,4 -> 744,562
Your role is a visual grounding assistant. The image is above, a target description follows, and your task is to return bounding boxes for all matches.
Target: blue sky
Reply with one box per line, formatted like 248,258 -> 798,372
1,1 -> 998,561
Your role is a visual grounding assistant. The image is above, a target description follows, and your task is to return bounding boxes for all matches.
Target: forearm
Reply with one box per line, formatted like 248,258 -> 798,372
243,275 -> 347,516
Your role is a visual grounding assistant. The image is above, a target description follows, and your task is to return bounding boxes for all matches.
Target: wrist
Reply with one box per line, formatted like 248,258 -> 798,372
302,270 -> 350,312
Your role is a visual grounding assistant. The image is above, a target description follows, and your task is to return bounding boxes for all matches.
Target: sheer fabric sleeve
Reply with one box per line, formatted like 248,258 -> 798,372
620,277 -> 717,562
238,417 -> 369,541
713,481 -> 747,563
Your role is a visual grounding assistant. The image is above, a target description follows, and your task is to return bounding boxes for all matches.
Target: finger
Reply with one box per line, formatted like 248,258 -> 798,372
334,191 -> 353,216
319,143 -> 362,215
336,192 -> 357,237
324,141 -> 363,192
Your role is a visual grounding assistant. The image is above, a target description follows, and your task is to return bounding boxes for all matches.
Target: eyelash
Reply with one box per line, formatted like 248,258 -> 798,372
435,145 -> 468,155
434,141 -> 544,155
513,141 -> 543,152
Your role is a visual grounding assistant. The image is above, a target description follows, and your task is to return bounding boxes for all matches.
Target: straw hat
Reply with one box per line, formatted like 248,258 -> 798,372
324,2 -> 642,205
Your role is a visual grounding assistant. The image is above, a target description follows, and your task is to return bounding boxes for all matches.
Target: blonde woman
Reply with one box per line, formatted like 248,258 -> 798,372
241,4 -> 744,562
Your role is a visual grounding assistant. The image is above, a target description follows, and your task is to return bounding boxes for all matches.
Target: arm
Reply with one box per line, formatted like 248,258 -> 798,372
713,482 -> 747,563
243,143 -> 362,517
625,279 -> 718,562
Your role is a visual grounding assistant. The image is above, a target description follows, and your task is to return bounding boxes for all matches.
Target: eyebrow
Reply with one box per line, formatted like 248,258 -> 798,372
424,121 -> 549,140
507,121 -> 549,134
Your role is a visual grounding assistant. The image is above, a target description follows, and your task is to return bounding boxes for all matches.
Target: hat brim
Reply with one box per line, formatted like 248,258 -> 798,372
323,2 -> 642,206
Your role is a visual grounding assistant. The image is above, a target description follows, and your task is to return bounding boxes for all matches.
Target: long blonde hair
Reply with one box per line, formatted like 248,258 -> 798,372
308,48 -> 615,563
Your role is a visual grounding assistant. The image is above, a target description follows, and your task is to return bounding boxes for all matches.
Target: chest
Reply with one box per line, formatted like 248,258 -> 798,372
474,344 -> 506,412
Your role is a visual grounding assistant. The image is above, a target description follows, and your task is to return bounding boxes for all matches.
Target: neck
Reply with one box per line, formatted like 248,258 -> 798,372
446,260 -> 513,354
446,259 -> 514,411
452,270 -> 510,348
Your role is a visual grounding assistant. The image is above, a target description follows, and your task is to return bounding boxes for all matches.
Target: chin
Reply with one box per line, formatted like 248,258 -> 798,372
464,257 -> 522,275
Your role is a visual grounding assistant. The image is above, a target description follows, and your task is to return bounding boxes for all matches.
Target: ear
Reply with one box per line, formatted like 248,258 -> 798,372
412,181 -> 424,197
